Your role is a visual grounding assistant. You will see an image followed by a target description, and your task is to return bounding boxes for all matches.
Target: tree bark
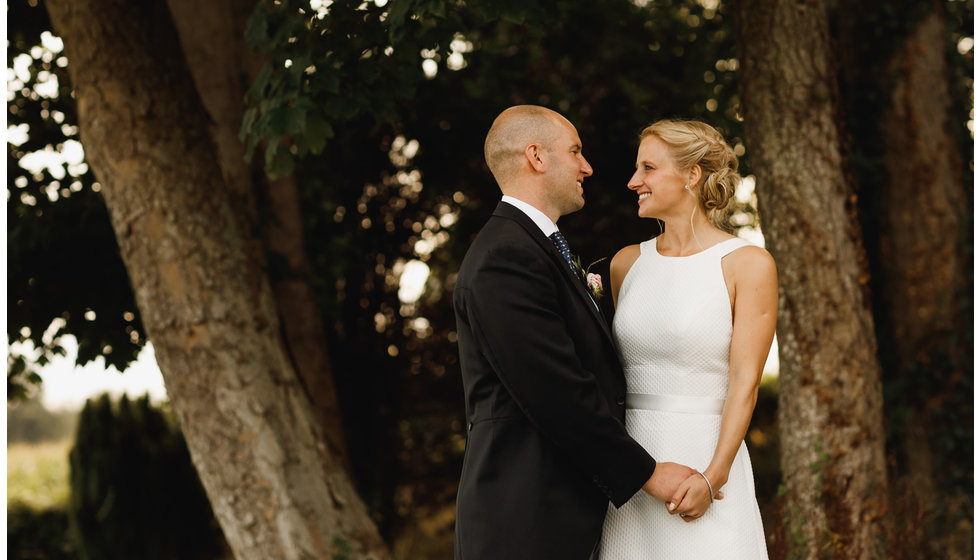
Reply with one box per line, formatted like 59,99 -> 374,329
838,1 -> 972,556
875,3 -> 968,372
876,6 -> 972,557
165,0 -> 352,471
734,1 -> 890,558
45,0 -> 388,558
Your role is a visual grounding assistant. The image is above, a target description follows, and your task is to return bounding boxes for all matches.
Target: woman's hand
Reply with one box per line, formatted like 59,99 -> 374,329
665,472 -> 719,522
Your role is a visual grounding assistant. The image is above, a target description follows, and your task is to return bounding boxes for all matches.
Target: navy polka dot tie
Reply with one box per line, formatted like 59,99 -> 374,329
549,231 -> 578,275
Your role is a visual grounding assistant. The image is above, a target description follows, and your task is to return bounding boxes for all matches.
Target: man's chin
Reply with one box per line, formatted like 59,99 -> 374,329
563,199 -> 586,215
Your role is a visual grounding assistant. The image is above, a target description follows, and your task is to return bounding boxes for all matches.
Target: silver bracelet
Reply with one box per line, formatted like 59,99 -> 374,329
696,471 -> 714,503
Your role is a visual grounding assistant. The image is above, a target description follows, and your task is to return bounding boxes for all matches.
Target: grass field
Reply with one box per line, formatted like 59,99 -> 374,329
8,439 -> 73,510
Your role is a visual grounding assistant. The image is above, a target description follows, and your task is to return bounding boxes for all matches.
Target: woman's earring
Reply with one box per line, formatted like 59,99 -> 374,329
684,184 -> 691,191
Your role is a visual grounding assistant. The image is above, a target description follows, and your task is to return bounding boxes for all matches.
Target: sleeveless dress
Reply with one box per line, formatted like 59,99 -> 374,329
598,236 -> 768,560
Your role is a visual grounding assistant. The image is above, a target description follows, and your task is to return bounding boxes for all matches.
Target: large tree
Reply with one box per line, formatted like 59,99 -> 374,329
734,1 -> 890,558
41,0 -> 387,558
735,0 -> 973,558
837,0 -> 974,556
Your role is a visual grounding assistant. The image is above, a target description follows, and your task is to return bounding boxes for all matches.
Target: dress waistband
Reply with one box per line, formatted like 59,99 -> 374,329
625,393 -> 725,415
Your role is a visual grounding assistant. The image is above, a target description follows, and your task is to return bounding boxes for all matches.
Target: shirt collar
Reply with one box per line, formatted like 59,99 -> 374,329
500,195 -> 558,237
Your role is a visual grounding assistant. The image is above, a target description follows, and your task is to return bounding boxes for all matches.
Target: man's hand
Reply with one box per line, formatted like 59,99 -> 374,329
641,462 -> 696,501
642,463 -> 726,505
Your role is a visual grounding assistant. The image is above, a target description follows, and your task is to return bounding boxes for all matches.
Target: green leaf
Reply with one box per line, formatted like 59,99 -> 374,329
264,137 -> 282,169
267,105 -> 308,136
240,107 -> 259,142
289,55 -> 314,84
245,3 -> 271,48
323,96 -> 361,120
304,112 -> 334,154
386,0 -> 416,42
321,70 -> 341,94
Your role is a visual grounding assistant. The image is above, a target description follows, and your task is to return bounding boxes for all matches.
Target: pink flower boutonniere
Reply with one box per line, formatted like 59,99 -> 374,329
573,256 -> 608,299
586,273 -> 604,299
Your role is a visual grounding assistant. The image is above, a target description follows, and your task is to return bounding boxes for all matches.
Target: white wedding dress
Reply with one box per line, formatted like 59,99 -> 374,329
598,236 -> 768,560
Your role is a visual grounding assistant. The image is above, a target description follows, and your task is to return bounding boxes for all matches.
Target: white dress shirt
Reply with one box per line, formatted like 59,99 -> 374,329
501,195 -> 558,238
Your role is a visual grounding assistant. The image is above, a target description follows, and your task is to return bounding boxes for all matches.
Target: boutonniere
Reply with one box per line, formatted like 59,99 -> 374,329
572,256 -> 608,299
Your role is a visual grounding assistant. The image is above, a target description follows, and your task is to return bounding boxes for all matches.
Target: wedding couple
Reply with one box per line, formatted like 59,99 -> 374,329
452,105 -> 777,559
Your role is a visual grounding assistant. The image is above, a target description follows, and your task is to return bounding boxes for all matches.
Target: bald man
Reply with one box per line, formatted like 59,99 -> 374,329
452,106 -> 698,559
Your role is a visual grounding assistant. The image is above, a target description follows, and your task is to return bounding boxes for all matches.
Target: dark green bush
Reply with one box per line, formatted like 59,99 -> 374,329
8,503 -> 79,560
68,394 -> 228,560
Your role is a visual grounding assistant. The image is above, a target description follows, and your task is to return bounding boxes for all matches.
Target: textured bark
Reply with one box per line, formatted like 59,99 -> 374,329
165,0 -> 351,471
838,2 -> 972,556
876,4 -> 968,370
45,0 -> 389,558
877,7 -> 972,558
734,1 -> 889,558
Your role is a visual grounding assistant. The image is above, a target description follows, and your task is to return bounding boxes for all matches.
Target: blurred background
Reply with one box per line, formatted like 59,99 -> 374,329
7,0 -> 973,558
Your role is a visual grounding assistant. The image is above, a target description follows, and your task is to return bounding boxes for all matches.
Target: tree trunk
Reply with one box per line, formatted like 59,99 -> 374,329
838,1 -> 972,556
876,6 -> 972,557
44,0 -> 389,558
876,2 -> 968,374
165,0 -> 352,472
734,1 -> 890,558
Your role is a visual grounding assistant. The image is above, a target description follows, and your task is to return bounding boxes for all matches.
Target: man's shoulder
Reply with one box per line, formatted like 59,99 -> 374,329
457,215 -> 546,281
471,212 -> 540,252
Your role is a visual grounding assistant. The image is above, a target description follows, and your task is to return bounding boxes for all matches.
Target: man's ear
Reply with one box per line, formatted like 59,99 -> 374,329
524,143 -> 547,173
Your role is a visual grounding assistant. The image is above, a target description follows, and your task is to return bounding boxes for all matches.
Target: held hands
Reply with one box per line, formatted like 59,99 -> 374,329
666,472 -> 725,523
642,462 -> 725,521
641,462 -> 697,502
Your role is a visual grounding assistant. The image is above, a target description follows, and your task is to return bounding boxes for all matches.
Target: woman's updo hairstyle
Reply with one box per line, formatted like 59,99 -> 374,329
640,119 -> 740,231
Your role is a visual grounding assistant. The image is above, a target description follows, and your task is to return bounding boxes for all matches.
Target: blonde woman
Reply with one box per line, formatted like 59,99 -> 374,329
598,120 -> 776,559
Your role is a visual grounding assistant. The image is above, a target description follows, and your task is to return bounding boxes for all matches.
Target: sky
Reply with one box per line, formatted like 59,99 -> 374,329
23,337 -> 168,412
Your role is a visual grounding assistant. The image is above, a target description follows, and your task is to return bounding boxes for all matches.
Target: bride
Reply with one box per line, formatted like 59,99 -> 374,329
598,119 -> 775,559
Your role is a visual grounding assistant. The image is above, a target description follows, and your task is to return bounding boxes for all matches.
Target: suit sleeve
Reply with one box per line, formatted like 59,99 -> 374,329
460,242 -> 656,506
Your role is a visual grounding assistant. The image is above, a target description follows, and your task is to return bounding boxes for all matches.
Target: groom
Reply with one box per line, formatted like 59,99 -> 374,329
452,105 -> 698,559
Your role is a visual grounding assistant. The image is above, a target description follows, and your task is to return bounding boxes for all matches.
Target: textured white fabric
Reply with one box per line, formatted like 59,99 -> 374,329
599,236 -> 768,560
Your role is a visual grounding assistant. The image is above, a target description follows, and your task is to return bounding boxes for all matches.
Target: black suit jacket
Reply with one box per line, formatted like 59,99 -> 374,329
453,201 -> 656,560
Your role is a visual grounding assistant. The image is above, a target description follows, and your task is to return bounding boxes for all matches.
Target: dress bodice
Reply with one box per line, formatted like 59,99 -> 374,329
612,236 -> 750,400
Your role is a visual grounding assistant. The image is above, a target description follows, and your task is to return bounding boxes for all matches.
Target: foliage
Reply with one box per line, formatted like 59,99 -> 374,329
8,504 -> 79,560
7,0 -> 146,399
67,394 -> 227,560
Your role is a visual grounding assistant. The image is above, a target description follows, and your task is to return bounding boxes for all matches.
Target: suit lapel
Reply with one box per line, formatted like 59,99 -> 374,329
492,202 -> 616,348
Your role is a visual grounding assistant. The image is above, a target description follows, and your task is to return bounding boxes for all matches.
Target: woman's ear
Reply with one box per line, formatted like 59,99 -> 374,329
524,143 -> 547,173
688,164 -> 703,187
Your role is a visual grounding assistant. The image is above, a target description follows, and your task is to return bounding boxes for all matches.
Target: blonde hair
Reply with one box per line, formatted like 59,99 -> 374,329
640,119 -> 740,231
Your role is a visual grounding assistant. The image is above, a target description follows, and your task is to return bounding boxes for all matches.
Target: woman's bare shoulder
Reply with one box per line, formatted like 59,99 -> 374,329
611,244 -> 643,278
